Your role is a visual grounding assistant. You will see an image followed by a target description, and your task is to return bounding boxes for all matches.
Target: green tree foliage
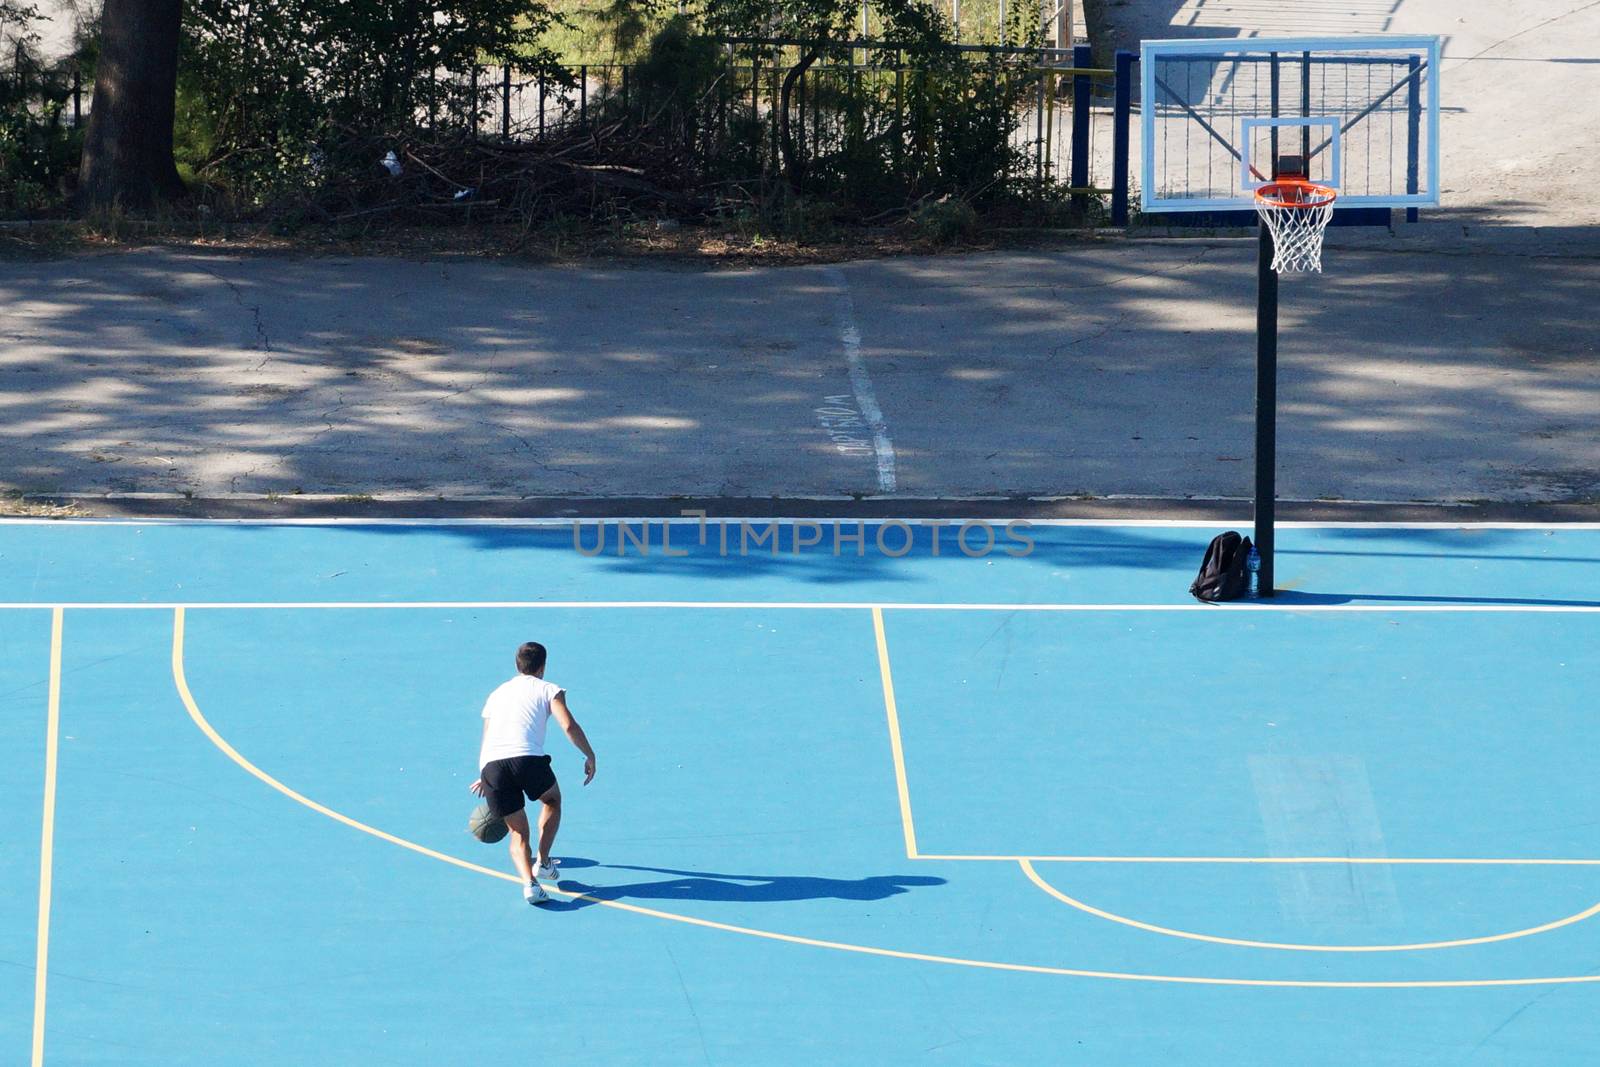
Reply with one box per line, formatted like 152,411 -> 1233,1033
2,2 -> 92,214
0,0 -> 40,44
18,0 -> 1066,227
506,0 -> 1048,221
180,0 -> 565,205
699,0 -> 953,184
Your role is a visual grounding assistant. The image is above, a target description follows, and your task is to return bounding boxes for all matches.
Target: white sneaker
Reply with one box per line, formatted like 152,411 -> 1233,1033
524,880 -> 549,905
536,857 -> 561,883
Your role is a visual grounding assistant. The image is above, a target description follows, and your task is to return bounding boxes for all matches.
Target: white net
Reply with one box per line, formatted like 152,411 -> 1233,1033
1255,184 -> 1336,273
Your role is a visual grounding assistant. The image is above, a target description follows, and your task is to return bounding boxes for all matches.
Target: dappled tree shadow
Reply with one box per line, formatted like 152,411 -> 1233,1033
1,218 -> 1596,510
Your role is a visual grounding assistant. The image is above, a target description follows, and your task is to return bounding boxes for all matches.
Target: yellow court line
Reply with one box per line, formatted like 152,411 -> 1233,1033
872,608 -> 919,859
1018,859 -> 1600,953
32,608 -> 63,1067
172,608 -> 525,886
866,609 -> 1598,870
169,607 -> 1600,989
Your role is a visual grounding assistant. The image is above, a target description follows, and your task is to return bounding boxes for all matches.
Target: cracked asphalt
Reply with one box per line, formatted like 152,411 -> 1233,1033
2,237 -> 1597,507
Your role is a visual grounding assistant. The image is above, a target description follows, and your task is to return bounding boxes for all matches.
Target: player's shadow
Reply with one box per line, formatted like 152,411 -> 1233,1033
538,858 -> 944,911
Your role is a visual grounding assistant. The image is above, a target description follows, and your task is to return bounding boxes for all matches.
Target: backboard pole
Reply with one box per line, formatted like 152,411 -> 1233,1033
1254,218 -> 1278,596
1300,52 -> 1311,158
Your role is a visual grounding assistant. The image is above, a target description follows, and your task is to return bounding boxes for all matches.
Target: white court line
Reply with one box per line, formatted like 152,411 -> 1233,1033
824,266 -> 897,493
2,600 -> 1600,612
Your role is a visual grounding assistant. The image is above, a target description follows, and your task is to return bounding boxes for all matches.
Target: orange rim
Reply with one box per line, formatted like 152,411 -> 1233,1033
1254,179 -> 1338,209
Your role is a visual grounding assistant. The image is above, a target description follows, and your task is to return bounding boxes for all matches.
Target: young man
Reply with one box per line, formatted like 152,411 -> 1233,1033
470,641 -> 597,904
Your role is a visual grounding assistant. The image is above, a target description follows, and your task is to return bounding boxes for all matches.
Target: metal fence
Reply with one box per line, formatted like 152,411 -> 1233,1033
4,36 -> 1144,222
447,41 -> 1121,209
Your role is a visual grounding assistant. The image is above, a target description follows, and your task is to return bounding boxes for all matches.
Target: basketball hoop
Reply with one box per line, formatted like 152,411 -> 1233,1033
1254,180 -> 1336,273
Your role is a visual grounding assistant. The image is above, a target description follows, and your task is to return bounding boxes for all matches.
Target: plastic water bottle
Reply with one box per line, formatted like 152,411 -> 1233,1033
1246,545 -> 1262,598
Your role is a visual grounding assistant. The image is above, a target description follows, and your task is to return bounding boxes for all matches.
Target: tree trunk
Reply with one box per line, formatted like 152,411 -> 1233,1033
79,0 -> 186,211
778,44 -> 824,188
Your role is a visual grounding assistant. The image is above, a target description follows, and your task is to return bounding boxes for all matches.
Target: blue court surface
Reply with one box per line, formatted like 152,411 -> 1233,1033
6,517 -> 1600,1065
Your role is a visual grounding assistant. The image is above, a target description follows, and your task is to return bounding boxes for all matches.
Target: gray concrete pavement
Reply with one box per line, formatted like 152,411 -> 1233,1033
2,242 -> 1596,508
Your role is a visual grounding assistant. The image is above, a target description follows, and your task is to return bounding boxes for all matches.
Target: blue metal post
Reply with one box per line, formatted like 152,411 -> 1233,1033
1111,50 -> 1133,225
1406,55 -> 1421,223
1269,52 -> 1280,166
1071,43 -> 1092,208
1300,51 -> 1311,160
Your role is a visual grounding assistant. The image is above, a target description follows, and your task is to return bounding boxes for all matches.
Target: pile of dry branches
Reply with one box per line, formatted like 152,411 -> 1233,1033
287,103 -> 763,233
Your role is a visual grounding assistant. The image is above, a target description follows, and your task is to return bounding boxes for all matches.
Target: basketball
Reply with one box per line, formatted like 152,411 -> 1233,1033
467,802 -> 508,844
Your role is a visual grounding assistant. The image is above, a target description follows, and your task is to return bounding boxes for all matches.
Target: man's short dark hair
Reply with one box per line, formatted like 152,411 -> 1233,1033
515,642 -> 547,675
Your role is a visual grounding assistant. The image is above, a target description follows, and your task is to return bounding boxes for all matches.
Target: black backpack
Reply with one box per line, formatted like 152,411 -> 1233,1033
1190,531 -> 1253,602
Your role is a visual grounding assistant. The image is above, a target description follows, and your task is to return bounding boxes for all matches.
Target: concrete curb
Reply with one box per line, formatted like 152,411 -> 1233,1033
9,493 -> 1600,523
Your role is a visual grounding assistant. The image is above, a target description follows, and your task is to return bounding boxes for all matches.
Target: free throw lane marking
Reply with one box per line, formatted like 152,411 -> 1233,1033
141,600 -> 1600,864
873,607 -> 919,858
32,608 -> 63,1067
1019,859 -> 1600,953
171,607 -> 1600,987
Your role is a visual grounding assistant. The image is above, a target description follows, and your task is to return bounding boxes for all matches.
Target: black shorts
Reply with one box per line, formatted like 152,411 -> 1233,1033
480,755 -> 557,819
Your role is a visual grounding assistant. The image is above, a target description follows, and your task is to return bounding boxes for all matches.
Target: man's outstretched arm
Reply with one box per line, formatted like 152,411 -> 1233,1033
549,692 -> 596,785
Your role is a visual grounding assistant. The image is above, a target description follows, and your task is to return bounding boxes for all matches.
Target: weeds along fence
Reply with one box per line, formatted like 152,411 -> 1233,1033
439,40 -> 1122,218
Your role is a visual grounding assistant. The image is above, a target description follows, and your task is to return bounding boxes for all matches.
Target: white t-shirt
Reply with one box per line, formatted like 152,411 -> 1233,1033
479,675 -> 564,768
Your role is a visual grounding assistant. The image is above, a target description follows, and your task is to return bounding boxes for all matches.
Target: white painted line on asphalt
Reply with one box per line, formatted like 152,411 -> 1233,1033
825,266 -> 897,494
